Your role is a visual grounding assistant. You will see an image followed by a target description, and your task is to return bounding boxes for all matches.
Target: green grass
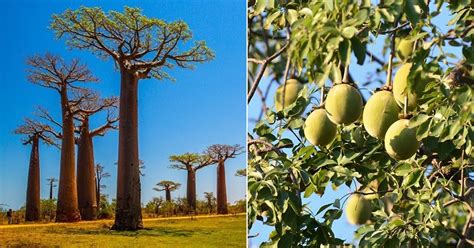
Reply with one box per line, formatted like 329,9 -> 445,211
0,215 -> 245,247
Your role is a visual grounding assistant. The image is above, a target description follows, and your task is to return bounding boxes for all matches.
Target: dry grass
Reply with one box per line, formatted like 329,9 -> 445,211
0,214 -> 245,247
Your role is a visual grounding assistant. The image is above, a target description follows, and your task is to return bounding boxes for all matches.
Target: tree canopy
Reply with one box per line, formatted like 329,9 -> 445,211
51,7 -> 215,80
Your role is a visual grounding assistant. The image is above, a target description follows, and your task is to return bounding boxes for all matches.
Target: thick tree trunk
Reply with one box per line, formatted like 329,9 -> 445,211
56,91 -> 81,222
216,160 -> 228,214
25,136 -> 40,222
113,70 -> 143,230
187,169 -> 197,211
77,118 -> 97,220
165,189 -> 171,202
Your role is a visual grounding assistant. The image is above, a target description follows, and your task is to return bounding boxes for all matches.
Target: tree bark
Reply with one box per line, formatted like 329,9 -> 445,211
56,91 -> 81,222
77,118 -> 98,220
113,69 -> 143,230
187,169 -> 197,211
216,160 -> 228,214
25,136 -> 40,222
165,189 -> 171,202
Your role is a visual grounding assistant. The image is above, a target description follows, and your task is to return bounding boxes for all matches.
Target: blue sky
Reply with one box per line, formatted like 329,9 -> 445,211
248,3 -> 460,247
0,0 -> 246,210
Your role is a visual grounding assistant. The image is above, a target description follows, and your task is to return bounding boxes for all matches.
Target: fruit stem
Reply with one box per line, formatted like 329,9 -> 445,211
403,95 -> 408,117
385,29 -> 397,88
320,85 -> 325,107
342,63 -> 350,84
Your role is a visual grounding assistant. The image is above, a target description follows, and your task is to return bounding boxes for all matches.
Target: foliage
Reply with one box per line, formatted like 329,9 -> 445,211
97,194 -> 115,219
144,197 -> 164,216
153,180 -> 181,192
40,199 -> 56,221
50,6 -> 214,81
248,0 -> 473,247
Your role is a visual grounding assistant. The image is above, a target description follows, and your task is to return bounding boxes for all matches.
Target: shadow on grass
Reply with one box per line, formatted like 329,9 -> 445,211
50,226 -> 213,238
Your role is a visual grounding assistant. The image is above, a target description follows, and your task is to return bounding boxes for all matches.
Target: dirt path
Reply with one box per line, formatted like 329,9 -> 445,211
0,213 -> 245,229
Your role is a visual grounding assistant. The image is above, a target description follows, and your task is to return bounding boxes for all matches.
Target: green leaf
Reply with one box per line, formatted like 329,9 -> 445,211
351,37 -> 366,65
299,7 -> 312,17
409,114 -> 430,128
264,11 -> 281,29
394,163 -> 412,176
278,233 -> 294,248
316,203 -> 333,216
339,39 -> 351,66
402,168 -> 423,188
254,0 -> 266,15
404,0 -> 421,24
325,0 -> 334,11
287,9 -> 298,25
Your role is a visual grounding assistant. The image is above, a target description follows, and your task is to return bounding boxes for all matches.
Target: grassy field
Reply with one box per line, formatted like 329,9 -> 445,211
0,214 -> 245,247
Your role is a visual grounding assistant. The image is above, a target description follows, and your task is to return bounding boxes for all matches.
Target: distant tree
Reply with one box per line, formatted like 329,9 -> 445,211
40,199 -> 56,221
46,178 -> 58,200
161,201 -> 175,217
27,54 -> 97,222
145,197 -> 164,216
169,153 -> 214,211
51,7 -> 214,230
75,92 -> 118,220
235,169 -> 247,177
15,118 -> 57,222
229,199 -> 245,214
95,164 -> 110,210
203,192 -> 216,214
97,194 -> 114,219
205,144 -> 244,214
153,181 -> 181,202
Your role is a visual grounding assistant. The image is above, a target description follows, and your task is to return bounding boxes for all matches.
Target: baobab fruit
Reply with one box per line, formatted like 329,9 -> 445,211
393,63 -> 419,110
346,194 -> 372,225
325,84 -> 363,125
275,79 -> 303,112
303,108 -> 337,146
384,119 -> 419,160
396,38 -> 414,61
363,90 -> 400,139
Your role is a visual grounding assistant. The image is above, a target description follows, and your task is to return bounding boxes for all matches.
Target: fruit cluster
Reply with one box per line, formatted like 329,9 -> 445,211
274,39 -> 424,225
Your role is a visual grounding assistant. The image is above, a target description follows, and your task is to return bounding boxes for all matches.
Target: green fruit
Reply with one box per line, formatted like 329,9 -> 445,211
303,108 -> 337,146
384,119 -> 419,160
346,194 -> 372,225
393,63 -> 418,110
363,91 -> 400,139
275,79 -> 303,112
325,84 -> 363,125
396,38 -> 414,61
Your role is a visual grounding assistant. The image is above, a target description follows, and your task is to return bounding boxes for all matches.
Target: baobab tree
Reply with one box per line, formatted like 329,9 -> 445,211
27,54 -> 98,222
51,7 -> 214,230
169,153 -> 213,211
75,92 -> 118,220
46,178 -> 58,200
95,164 -> 110,210
203,192 -> 216,214
153,181 -> 181,202
205,144 -> 244,214
15,118 -> 56,221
